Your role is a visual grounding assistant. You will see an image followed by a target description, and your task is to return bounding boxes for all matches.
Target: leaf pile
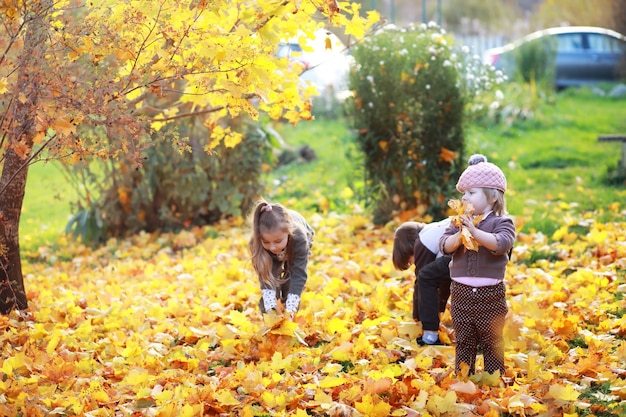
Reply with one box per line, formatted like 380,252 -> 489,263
1,212 -> 625,416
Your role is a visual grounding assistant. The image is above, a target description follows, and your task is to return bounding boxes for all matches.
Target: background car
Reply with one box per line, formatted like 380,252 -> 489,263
277,29 -> 353,99
483,26 -> 626,89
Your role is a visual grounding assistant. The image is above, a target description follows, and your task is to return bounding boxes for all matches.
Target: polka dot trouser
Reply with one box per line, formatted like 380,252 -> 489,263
450,281 -> 508,375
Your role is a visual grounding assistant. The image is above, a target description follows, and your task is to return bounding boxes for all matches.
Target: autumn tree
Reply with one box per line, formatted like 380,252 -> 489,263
0,0 -> 379,314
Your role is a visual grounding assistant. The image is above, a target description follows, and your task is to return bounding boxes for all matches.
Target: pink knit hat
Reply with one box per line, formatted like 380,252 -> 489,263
456,154 -> 507,193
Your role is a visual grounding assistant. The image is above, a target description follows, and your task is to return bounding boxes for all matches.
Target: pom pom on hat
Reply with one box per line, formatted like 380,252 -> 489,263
456,154 -> 507,193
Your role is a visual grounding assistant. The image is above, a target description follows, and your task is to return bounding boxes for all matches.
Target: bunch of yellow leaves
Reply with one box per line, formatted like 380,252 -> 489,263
255,310 -> 308,359
448,199 -> 484,251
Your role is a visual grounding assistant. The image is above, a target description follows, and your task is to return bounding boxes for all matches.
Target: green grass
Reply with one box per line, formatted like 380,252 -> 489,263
20,162 -> 76,250
20,87 -> 626,251
263,119 -> 365,213
268,87 -> 626,236
468,87 -> 626,235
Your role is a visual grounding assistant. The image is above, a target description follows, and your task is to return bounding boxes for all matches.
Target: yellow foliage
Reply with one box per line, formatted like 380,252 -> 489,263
447,199 -> 484,251
2,213 -> 625,415
0,0 -> 381,167
426,390 -> 458,415
545,384 -> 581,402
355,394 -> 392,417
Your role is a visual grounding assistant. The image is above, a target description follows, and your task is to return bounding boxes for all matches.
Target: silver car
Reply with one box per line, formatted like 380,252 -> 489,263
483,26 -> 626,89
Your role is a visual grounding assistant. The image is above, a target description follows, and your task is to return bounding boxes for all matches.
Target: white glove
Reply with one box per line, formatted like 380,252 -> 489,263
262,289 -> 277,312
285,293 -> 301,314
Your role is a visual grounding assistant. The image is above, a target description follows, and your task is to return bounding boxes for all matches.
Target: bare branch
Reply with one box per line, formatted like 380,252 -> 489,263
148,106 -> 227,122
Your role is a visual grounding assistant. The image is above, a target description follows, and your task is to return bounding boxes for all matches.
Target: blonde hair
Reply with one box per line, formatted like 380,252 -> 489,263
482,188 -> 506,216
392,222 -> 424,271
248,199 -> 294,287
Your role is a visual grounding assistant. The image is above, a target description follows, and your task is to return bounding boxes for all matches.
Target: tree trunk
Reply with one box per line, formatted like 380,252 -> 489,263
0,153 -> 29,313
0,5 -> 50,314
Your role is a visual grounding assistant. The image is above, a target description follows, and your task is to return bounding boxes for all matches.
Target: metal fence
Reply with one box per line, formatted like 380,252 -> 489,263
454,34 -> 511,58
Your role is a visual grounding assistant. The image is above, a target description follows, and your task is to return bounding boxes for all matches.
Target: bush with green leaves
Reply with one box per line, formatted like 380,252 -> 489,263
65,116 -> 277,244
513,37 -> 557,89
346,22 -> 505,224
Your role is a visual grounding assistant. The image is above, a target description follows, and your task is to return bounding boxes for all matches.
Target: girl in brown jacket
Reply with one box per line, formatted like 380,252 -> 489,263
440,154 -> 516,376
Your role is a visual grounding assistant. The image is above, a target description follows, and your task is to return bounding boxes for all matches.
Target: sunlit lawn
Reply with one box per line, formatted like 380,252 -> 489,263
20,162 -> 76,251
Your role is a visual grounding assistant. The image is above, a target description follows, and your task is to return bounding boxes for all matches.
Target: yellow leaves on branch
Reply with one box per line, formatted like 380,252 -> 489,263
448,199 -> 484,251
322,0 -> 340,21
1,0 -> 381,159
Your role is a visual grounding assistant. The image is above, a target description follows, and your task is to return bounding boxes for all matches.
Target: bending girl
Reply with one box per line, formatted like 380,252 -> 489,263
248,199 -> 314,318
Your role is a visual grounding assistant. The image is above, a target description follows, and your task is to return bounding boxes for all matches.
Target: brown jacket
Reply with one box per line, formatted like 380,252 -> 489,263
439,213 -> 515,280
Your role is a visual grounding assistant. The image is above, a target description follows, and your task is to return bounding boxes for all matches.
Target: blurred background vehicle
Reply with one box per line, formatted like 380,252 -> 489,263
483,26 -> 626,89
277,29 -> 353,100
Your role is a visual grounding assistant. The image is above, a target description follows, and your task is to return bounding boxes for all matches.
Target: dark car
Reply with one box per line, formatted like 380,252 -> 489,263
483,26 -> 626,89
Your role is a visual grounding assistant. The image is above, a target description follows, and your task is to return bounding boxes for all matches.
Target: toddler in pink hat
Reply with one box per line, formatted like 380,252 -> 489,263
439,154 -> 516,376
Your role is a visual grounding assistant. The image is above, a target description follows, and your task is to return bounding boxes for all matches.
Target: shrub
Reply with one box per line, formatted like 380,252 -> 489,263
65,116 -> 277,244
513,37 -> 556,89
468,81 -> 554,129
346,22 -> 504,224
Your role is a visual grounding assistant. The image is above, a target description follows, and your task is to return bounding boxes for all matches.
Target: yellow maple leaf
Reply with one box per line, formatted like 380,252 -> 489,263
10,140 -> 31,161
327,317 -> 349,334
426,390 -> 457,415
120,340 -> 142,358
156,403 -> 178,417
461,227 -> 480,251
215,389 -> 240,406
588,227 -> 608,244
123,368 -> 150,386
447,199 -> 484,251
181,404 -> 203,417
551,314 -> 580,338
552,225 -> 569,241
309,389 -> 333,407
0,77 -> 8,94
545,383 -> 580,403
51,117 -> 77,137
470,369 -> 501,387
319,375 -> 349,388
46,330 -> 62,355
228,310 -> 255,334
262,310 -> 291,333
355,394 -> 392,417
92,388 -> 110,404
329,341 -> 353,361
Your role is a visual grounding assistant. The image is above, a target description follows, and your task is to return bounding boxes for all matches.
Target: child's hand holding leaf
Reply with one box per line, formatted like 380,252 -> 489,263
448,199 -> 484,251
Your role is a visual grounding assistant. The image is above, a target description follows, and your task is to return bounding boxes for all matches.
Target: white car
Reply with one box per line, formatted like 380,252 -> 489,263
277,29 -> 353,98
